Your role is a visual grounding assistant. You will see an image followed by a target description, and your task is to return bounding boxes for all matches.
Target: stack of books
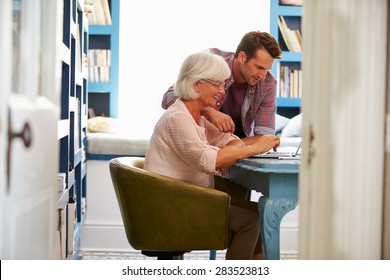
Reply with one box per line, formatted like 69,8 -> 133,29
278,65 -> 302,98
278,16 -> 302,52
88,49 -> 111,83
86,0 -> 112,25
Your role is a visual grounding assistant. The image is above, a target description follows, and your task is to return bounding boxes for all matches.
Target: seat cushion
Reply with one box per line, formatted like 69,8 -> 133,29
87,133 -> 149,156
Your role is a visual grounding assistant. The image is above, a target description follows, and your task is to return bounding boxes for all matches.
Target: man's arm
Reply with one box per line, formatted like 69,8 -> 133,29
201,107 -> 235,134
252,74 -> 277,136
161,86 -> 177,109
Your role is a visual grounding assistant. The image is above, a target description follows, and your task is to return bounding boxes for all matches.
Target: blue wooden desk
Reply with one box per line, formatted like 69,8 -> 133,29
228,158 -> 300,260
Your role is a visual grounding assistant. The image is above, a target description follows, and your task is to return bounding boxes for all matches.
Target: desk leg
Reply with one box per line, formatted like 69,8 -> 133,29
258,196 -> 298,260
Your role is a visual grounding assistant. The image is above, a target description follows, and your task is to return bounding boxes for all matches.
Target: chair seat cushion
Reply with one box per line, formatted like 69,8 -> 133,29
87,133 -> 149,156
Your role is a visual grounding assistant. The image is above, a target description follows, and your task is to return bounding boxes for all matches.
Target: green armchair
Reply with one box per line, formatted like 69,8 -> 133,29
109,157 -> 232,260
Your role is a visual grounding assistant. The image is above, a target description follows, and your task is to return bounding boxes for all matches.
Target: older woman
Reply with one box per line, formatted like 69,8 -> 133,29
145,51 -> 280,260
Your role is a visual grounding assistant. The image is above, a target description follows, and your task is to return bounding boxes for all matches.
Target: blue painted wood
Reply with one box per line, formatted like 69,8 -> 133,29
59,0 -> 89,258
209,250 -> 217,260
280,51 -> 302,62
87,154 -> 144,161
88,81 -> 113,92
276,97 -> 301,108
110,0 -> 120,117
276,5 -> 302,16
269,0 -> 303,114
229,158 -> 299,260
259,197 -> 298,260
89,25 -> 114,34
88,0 -> 120,117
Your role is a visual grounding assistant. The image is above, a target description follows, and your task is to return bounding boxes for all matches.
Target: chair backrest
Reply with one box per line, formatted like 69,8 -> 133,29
109,157 -> 231,251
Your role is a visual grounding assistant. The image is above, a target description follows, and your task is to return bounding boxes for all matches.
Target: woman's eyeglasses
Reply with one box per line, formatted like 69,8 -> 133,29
202,79 -> 225,89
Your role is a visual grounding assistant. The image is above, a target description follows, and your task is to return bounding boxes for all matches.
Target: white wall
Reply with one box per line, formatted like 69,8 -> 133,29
118,0 -> 270,139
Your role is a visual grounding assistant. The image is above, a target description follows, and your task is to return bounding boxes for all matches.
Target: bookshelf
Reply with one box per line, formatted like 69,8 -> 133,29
270,0 -> 303,118
58,0 -> 88,259
87,0 -> 120,117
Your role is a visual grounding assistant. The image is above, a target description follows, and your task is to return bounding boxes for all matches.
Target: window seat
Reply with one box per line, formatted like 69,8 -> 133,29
86,132 -> 148,160
80,131 -> 149,252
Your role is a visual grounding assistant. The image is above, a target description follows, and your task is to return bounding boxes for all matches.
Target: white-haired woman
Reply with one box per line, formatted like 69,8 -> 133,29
145,51 -> 280,259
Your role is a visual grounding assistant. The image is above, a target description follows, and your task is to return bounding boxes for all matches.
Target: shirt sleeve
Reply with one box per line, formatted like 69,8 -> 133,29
254,74 -> 277,135
163,113 -> 220,174
161,85 -> 176,109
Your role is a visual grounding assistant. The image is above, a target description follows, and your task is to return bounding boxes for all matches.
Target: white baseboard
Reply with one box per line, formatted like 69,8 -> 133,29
80,223 -> 134,252
280,225 -> 299,258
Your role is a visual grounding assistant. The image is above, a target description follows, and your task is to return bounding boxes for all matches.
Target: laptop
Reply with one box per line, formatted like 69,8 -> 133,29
253,142 -> 301,159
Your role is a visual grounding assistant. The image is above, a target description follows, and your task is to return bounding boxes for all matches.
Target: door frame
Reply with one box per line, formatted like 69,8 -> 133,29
383,1 -> 390,260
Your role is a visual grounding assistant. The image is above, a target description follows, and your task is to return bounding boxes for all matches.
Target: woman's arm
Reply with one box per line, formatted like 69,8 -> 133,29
216,135 -> 280,169
240,135 -> 279,147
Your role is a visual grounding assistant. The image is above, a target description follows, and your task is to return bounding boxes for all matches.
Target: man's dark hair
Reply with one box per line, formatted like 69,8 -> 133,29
235,31 -> 282,60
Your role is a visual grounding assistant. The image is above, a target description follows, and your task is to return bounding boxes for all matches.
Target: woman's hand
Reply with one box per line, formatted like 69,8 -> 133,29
216,135 -> 280,169
251,135 -> 280,155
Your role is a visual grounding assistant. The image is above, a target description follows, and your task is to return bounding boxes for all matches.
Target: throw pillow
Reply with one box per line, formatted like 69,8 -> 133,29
281,113 -> 302,137
87,116 -> 122,133
275,114 -> 290,134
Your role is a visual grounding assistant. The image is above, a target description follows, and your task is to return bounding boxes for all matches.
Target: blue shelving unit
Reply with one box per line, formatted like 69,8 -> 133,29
58,0 -> 88,259
87,0 -> 120,117
270,0 -> 303,118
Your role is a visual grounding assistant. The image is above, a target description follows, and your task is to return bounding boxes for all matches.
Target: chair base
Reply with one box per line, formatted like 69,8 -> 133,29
141,250 -> 187,260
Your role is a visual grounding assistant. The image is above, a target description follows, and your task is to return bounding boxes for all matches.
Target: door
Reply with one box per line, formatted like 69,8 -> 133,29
0,0 -> 62,259
299,0 -> 386,259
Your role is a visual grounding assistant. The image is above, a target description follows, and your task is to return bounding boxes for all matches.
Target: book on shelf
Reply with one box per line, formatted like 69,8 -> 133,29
298,69 -> 303,98
84,0 -> 94,14
280,0 -> 303,6
290,70 -> 295,98
88,65 -> 110,83
57,208 -> 66,260
88,49 -> 111,82
278,16 -> 302,52
67,197 -> 76,255
88,108 -> 96,118
101,0 -> 112,25
87,0 -> 112,25
278,16 -> 294,52
292,30 -> 303,51
278,65 -> 302,98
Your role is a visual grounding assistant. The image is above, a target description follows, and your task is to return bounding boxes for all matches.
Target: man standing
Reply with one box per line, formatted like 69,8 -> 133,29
162,31 -> 282,137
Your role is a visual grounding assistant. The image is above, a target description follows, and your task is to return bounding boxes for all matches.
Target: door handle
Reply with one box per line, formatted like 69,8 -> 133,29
6,108 -> 32,192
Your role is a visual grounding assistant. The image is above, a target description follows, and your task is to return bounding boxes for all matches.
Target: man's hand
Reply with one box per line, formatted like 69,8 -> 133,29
201,107 -> 235,133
